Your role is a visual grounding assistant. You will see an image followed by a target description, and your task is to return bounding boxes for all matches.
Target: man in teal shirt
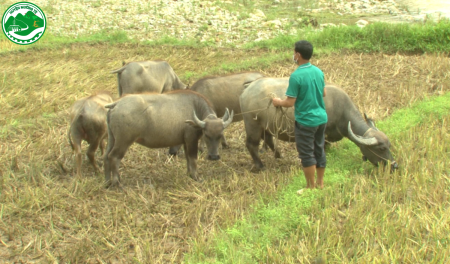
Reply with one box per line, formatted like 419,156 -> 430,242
272,40 -> 327,191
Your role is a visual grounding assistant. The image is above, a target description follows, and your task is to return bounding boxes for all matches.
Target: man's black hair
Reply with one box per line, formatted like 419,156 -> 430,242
294,40 -> 313,60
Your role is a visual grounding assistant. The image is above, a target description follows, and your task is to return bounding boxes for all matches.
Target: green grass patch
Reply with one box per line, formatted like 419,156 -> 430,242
245,20 -> 450,54
185,92 -> 450,263
2,20 -> 449,55
0,30 -> 131,54
377,92 -> 450,135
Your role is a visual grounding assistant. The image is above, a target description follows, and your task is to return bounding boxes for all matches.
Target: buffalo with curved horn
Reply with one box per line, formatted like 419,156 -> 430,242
239,78 -> 398,171
103,90 -> 234,187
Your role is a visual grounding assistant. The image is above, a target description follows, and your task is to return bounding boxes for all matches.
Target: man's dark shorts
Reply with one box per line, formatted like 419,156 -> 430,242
294,121 -> 327,168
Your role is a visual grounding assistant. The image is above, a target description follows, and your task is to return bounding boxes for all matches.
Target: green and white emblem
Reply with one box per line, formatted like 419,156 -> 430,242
2,2 -> 46,45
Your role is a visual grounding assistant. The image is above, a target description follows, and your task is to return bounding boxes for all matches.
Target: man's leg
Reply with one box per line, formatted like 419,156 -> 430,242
295,122 -> 318,189
316,167 -> 325,189
303,165 -> 316,189
314,123 -> 327,189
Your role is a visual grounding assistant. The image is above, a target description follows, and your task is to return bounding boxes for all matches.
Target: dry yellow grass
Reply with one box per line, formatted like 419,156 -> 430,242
0,43 -> 449,262
0,43 -> 265,126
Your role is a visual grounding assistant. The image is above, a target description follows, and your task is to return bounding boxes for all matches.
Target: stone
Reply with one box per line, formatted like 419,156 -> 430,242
320,23 -> 337,28
265,19 -> 282,28
252,9 -> 266,18
356,19 -> 369,28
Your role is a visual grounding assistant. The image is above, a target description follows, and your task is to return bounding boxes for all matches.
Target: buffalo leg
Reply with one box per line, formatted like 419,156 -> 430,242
87,138 -> 101,173
107,141 -> 131,187
184,141 -> 202,182
244,124 -> 264,170
262,132 -> 281,158
70,130 -> 83,177
104,128 -> 115,185
260,142 -> 269,153
99,134 -> 107,157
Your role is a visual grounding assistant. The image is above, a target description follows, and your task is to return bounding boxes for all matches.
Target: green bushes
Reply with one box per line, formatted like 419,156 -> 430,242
245,20 -> 450,54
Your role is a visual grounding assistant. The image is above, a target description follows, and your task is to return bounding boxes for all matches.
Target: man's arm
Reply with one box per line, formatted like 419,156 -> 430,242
272,96 -> 296,107
323,87 -> 327,97
273,76 -> 298,107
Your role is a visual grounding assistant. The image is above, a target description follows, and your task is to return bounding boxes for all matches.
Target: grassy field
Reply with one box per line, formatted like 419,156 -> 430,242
1,16 -> 450,264
186,93 -> 450,263
2,20 -> 450,54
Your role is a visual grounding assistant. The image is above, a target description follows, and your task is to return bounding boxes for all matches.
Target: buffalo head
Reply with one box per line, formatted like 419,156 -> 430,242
348,114 -> 398,172
186,108 -> 234,160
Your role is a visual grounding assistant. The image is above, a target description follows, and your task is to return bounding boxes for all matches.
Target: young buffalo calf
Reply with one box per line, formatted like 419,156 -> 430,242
68,91 -> 114,176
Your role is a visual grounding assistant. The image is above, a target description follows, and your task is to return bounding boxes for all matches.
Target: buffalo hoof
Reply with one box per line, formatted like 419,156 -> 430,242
104,181 -> 113,189
274,151 -> 281,159
190,176 -> 204,183
105,180 -> 122,190
250,165 -> 265,173
94,164 -> 102,174
259,146 -> 270,154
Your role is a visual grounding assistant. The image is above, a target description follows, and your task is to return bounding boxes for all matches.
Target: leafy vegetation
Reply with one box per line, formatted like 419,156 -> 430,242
244,20 -> 450,54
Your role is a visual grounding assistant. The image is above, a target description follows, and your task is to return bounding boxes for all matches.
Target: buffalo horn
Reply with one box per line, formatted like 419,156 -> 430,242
222,108 -> 230,122
347,121 -> 378,146
222,108 -> 234,128
193,111 -> 206,129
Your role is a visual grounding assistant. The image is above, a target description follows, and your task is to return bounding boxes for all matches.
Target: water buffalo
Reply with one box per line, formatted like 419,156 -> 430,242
103,90 -> 234,187
239,77 -> 398,171
68,91 -> 114,176
110,60 -> 187,96
168,72 -> 264,155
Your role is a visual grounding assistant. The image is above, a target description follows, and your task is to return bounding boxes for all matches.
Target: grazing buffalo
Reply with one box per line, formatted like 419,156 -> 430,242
103,90 -> 234,187
239,78 -> 398,171
110,60 -> 187,96
68,91 -> 114,176
168,72 -> 264,155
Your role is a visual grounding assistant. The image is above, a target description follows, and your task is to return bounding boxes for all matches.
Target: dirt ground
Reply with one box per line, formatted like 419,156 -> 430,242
1,44 -> 450,262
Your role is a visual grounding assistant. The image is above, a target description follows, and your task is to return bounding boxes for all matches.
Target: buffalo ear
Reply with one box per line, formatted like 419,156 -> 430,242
185,120 -> 202,128
364,113 -> 378,130
364,113 -> 369,121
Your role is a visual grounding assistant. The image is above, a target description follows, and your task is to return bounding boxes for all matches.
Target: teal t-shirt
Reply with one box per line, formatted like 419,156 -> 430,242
285,62 -> 327,127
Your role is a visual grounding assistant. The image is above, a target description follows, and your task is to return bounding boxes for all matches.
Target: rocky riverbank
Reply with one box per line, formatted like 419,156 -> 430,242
1,0 -> 447,46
